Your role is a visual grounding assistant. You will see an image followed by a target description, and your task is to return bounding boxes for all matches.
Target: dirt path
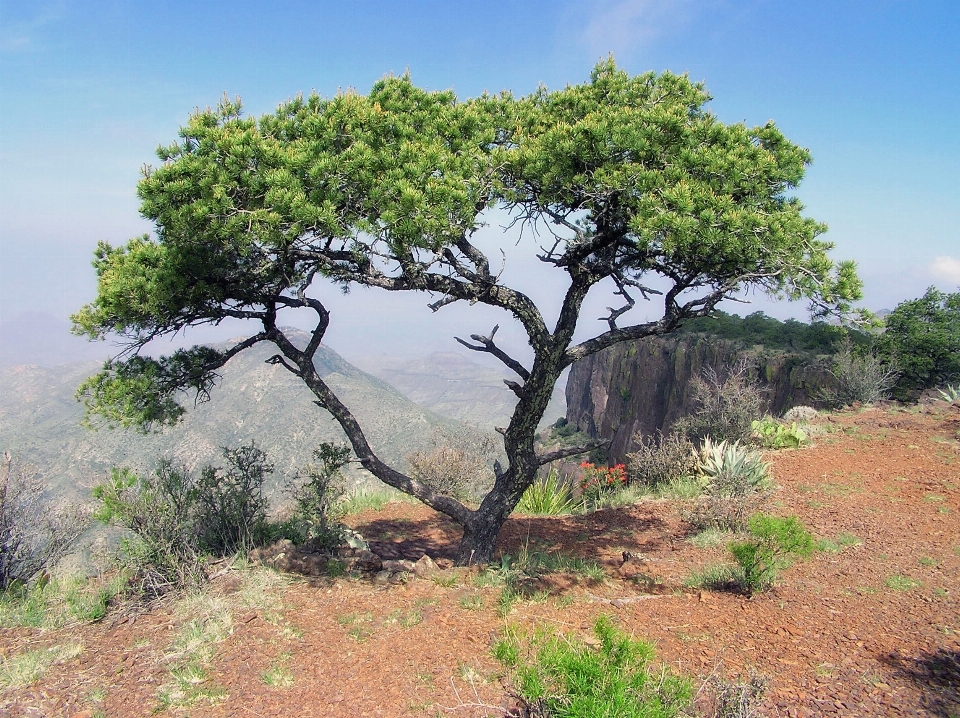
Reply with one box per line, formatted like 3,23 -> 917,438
2,405 -> 958,717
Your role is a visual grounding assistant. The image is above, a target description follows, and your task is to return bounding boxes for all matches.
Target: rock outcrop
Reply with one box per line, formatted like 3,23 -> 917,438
565,334 -> 835,464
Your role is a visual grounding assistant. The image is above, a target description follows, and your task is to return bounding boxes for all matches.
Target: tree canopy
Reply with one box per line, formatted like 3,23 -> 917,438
73,61 -> 862,563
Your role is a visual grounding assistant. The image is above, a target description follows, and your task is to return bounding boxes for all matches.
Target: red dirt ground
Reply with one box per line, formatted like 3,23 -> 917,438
2,404 -> 958,717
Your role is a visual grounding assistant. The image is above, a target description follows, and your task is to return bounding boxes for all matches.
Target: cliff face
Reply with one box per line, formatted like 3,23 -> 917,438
565,335 -> 834,464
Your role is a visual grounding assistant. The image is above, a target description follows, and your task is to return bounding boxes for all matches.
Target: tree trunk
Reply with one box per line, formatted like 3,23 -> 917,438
454,510 -> 509,566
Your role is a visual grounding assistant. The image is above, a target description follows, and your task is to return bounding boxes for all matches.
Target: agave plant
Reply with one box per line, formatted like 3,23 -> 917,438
937,384 -> 960,404
516,469 -> 576,515
697,438 -> 771,497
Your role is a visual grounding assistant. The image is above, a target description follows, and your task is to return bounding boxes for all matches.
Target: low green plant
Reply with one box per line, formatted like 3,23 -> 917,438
728,514 -> 814,593
683,562 -> 743,590
937,384 -> 960,404
0,642 -> 83,690
697,438 -> 771,495
517,469 -> 576,515
493,615 -> 692,717
816,533 -> 863,553
885,574 -> 921,591
751,417 -> 807,449
0,573 -> 128,629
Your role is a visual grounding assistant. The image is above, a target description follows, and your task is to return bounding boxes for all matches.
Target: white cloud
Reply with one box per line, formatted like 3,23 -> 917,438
580,0 -> 700,57
929,256 -> 960,285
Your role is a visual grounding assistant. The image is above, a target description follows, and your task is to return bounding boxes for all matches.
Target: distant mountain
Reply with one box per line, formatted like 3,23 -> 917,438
0,333 -> 462,501
351,351 -> 566,430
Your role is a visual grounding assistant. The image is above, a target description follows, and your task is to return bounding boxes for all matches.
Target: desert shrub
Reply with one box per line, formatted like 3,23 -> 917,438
672,361 -> 765,443
517,469 -> 576,515
93,461 -> 206,595
782,405 -> 818,422
627,431 -> 698,487
493,614 -> 692,717
683,439 -> 770,531
284,443 -> 350,549
407,427 -> 498,501
751,417 -> 807,449
0,453 -> 89,590
877,287 -> 960,397
194,443 -> 272,554
821,336 -> 898,406
728,513 -> 814,593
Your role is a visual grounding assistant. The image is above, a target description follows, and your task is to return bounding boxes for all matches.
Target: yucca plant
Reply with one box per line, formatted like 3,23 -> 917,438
697,438 -> 771,497
516,469 -> 576,516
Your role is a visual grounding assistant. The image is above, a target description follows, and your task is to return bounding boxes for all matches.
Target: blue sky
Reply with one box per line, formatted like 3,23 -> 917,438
1,0 -> 958,362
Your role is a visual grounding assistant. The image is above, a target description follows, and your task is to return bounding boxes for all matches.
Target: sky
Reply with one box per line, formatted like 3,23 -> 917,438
1,0 -> 958,366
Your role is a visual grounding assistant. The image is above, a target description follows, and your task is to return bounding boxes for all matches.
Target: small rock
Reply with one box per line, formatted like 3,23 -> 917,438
413,554 -> 439,578
374,570 -> 392,585
698,590 -> 708,603
382,559 -> 416,573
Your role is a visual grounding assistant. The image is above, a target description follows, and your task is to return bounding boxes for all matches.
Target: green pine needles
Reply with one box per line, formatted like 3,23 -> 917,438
494,615 -> 692,717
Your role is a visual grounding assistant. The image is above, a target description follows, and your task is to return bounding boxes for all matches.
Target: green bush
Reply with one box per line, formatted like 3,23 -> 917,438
195,443 -> 272,554
696,438 -> 770,495
285,443 -> 350,549
878,287 -> 960,398
493,615 -> 691,717
751,417 -> 807,449
728,513 -> 814,593
517,469 -> 576,516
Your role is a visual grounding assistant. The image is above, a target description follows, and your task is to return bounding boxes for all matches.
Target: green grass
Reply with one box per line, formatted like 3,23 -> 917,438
816,533 -> 863,553
688,527 -> 733,548
684,563 -> 743,590
340,488 -> 415,515
0,642 -> 83,690
885,574 -> 921,591
261,653 -> 295,688
458,594 -> 484,611
0,573 -> 128,629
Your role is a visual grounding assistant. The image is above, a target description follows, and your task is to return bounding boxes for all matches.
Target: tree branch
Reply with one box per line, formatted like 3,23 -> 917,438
454,325 -> 530,381
537,439 -> 610,466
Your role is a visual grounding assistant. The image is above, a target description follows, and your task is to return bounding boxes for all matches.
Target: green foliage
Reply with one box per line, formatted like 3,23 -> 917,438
673,363 -> 765,444
678,310 -> 865,354
0,573 -> 128,628
697,438 -> 771,495
93,442 -> 276,595
285,443 -> 350,549
937,384 -> 960,404
627,431 -> 699,488
751,417 -> 807,449
493,615 -> 692,717
578,462 -> 628,506
517,469 -> 576,515
728,513 -> 814,593
878,287 -> 960,396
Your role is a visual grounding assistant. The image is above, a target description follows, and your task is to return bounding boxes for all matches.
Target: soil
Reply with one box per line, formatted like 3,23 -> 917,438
2,404 -> 958,717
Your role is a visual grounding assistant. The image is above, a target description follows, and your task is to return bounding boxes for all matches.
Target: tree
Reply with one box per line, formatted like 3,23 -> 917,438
72,61 -> 862,564
878,287 -> 960,397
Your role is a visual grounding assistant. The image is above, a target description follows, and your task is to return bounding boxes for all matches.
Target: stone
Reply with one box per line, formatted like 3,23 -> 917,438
382,559 -> 417,573
413,554 -> 439,578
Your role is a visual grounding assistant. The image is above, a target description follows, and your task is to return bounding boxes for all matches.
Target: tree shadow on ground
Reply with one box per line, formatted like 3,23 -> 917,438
880,648 -> 960,717
354,504 -> 671,566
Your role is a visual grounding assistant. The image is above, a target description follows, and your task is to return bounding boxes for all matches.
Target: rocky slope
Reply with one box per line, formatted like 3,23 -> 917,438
566,333 -> 835,464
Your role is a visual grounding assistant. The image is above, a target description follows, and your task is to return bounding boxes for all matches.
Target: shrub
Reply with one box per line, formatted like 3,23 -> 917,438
878,287 -> 960,397
673,360 -> 765,443
937,384 -> 960,404
821,336 -> 898,406
194,443 -> 272,554
728,513 -> 814,593
407,427 -> 498,501
285,443 -> 350,549
493,615 -> 692,717
782,405 -> 818,422
0,453 -> 88,590
93,461 -> 206,595
517,469 -> 576,515
751,417 -> 807,449
578,462 -> 627,506
627,431 -> 698,488
683,439 -> 770,531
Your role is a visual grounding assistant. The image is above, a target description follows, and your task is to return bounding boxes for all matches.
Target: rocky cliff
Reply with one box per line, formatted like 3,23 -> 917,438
565,334 -> 835,464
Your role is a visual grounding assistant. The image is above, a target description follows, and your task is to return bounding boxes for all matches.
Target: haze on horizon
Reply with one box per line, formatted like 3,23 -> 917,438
1,0 -> 958,368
